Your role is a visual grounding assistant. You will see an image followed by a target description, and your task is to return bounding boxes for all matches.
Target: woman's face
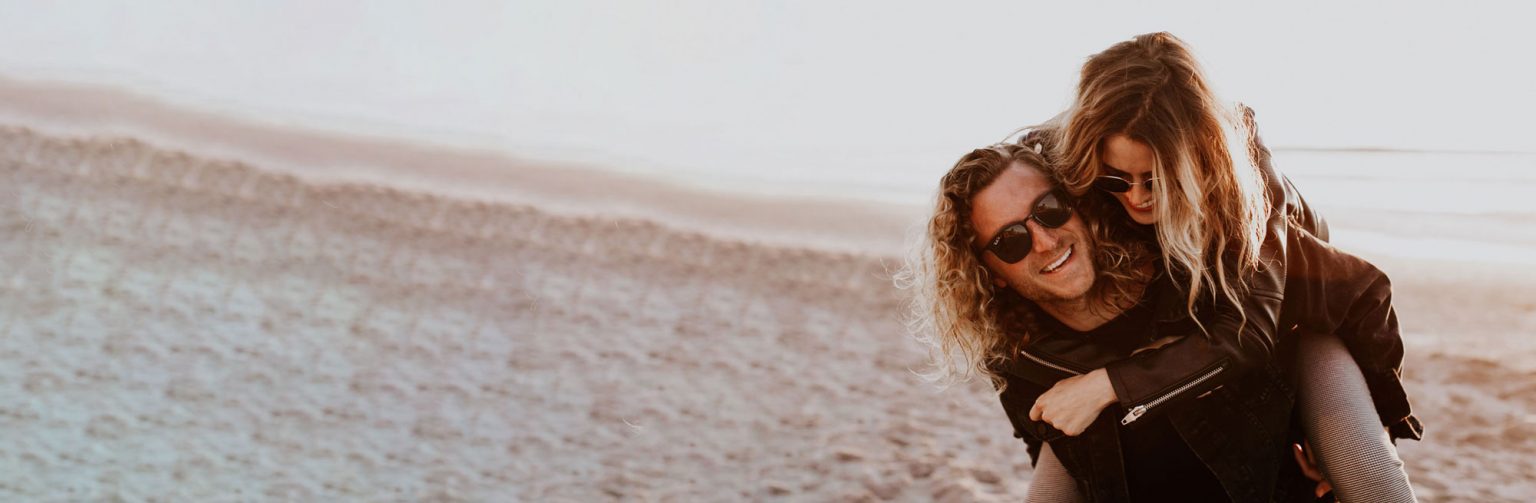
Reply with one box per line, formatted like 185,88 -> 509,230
1099,134 -> 1159,225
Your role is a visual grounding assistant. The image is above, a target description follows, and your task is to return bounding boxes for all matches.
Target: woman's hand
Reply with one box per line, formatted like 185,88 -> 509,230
1029,368 -> 1119,436
1130,335 -> 1184,356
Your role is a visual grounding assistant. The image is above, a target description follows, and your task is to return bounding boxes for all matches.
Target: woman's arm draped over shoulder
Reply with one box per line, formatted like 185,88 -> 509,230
1101,106 -> 1290,421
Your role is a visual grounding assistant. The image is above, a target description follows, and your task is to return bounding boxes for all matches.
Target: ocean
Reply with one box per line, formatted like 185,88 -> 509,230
2,1 -> 1533,262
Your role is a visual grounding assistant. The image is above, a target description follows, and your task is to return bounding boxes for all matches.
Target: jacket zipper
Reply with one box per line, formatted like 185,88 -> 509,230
1120,364 -> 1225,425
1019,348 -> 1086,376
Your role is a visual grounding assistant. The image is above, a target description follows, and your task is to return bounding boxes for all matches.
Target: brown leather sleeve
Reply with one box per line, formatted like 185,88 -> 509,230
1282,229 -> 1421,440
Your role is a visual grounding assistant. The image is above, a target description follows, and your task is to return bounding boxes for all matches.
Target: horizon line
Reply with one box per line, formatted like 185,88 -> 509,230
1271,145 -> 1536,156
1,74 -> 1531,158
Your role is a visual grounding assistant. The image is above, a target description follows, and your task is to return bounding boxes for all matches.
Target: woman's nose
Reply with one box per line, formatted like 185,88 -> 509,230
1128,181 -> 1152,203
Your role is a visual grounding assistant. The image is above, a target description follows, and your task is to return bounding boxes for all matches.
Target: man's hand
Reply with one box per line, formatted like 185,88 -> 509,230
1292,441 -> 1332,498
1028,368 -> 1118,436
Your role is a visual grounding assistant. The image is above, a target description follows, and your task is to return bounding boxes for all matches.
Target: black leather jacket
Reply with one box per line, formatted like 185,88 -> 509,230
997,312 -> 1312,501
993,110 -> 1421,501
995,227 -> 1408,501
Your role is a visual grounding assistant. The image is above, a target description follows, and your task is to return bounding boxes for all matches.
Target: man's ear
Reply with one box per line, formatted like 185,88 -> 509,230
979,261 -> 1007,289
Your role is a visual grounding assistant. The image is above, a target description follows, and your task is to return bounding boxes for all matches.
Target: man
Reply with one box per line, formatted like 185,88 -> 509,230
908,140 -> 1415,501
947,142 -> 1252,501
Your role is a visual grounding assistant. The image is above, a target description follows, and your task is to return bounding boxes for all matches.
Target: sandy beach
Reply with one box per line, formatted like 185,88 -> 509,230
4,97 -> 1536,501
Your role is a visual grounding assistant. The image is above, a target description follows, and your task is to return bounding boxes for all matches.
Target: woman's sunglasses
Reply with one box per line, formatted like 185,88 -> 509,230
982,189 -> 1074,264
1094,175 -> 1158,193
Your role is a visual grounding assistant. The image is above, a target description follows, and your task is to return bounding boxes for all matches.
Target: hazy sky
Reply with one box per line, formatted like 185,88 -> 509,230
1,1 -> 1531,194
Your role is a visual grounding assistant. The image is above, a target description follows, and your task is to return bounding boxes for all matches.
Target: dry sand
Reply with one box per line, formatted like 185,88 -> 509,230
2,105 -> 1534,500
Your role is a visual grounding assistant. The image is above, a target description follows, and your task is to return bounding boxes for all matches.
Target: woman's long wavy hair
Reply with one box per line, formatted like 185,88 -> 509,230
899,139 -> 1152,391
1056,32 -> 1271,342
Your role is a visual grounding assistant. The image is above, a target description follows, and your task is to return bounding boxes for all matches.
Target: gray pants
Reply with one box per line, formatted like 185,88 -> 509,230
1025,331 -> 1416,502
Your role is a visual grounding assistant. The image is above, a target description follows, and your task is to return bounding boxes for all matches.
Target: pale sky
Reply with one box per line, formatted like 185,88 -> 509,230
0,1 -> 1530,195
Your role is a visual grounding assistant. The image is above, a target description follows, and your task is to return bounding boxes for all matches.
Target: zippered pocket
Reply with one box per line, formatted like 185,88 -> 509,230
1120,364 -> 1225,425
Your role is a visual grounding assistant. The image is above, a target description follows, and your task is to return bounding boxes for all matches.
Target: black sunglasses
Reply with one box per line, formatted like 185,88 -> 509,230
1094,175 -> 1158,193
982,189 -> 1074,264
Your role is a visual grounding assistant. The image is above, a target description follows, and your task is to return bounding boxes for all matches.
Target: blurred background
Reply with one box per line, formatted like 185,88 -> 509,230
2,1 -> 1533,501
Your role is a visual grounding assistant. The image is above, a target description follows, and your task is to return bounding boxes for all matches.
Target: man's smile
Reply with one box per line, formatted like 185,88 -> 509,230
1040,245 -> 1075,274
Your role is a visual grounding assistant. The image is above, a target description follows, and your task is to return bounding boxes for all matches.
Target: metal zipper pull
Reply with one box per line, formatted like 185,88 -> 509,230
1120,405 -> 1147,425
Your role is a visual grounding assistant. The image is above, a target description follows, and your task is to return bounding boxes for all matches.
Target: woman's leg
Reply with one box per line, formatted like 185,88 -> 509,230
1296,330 -> 1417,502
1026,443 -> 1084,503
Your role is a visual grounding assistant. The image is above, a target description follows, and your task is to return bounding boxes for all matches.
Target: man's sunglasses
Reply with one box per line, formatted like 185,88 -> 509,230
1094,175 -> 1158,193
982,189 -> 1074,264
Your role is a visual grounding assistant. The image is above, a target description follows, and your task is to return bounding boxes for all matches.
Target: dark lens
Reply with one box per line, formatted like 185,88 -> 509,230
1033,192 -> 1072,228
1095,176 -> 1132,193
990,223 -> 1032,264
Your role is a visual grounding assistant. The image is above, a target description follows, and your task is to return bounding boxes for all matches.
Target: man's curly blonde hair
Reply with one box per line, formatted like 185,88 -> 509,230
899,132 -> 1152,391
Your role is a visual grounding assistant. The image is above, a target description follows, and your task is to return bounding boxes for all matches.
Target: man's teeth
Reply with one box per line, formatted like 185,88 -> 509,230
1042,246 -> 1072,273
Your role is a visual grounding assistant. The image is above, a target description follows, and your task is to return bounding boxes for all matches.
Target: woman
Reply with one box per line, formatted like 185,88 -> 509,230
1025,32 -> 1419,501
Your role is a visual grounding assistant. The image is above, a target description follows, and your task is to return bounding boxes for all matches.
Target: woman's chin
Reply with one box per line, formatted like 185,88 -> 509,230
1129,211 -> 1158,225
1119,204 -> 1159,225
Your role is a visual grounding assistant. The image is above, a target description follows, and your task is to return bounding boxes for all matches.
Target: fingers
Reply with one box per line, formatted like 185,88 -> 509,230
1056,411 -> 1076,436
1298,441 -> 1333,498
1130,335 -> 1183,355
1031,381 -> 1066,426
1291,444 -> 1325,481
1051,408 -> 1088,437
1296,446 -> 1320,479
